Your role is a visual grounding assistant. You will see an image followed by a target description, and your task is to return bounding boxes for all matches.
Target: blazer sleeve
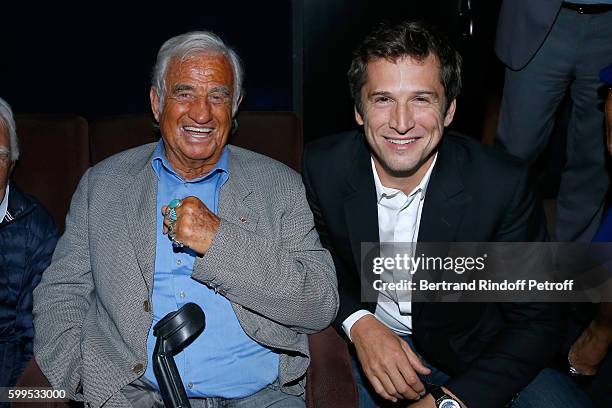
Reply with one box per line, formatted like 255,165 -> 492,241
301,145 -> 368,330
445,166 -> 564,408
33,169 -> 94,400
191,174 -> 339,334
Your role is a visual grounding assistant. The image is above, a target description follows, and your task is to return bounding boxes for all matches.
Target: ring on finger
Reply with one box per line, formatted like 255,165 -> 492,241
168,198 -> 182,209
167,208 -> 178,222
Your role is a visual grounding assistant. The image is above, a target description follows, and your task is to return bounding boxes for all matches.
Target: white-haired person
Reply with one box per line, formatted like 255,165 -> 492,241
33,31 -> 338,408
0,97 -> 58,392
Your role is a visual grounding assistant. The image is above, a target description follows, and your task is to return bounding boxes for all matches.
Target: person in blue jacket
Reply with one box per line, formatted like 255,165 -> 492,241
0,96 -> 59,389
567,63 -> 612,406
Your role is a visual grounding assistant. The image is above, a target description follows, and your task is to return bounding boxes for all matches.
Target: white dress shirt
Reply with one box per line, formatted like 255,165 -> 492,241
342,154 -> 437,340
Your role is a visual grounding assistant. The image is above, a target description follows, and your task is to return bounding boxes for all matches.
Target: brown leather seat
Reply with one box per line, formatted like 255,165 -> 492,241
12,358 -> 72,408
13,115 -> 89,232
230,111 -> 303,172
306,326 -> 358,407
89,114 -> 158,165
89,111 -> 303,171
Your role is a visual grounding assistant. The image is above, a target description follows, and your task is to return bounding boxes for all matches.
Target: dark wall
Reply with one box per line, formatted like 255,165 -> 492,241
0,1 -> 294,117
1,1 -> 504,142
301,0 -> 503,142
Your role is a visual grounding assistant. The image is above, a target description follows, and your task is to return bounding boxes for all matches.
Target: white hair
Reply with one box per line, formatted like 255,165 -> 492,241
0,97 -> 19,162
152,31 -> 244,116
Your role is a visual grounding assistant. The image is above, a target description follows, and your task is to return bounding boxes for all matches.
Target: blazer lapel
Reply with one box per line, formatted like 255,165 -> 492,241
124,161 -> 158,293
414,137 -> 472,318
218,147 -> 258,232
344,135 -> 379,272
418,150 -> 469,244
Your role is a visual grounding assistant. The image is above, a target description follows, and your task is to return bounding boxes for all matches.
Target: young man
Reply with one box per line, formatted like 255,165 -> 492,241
303,21 -> 587,408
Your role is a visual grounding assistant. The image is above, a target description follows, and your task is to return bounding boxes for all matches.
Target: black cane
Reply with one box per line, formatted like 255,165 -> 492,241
153,302 -> 205,408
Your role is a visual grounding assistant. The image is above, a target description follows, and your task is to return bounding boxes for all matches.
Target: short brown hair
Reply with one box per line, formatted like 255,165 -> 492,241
348,20 -> 462,115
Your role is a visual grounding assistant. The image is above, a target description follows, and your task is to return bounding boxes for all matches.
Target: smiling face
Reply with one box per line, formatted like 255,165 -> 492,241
356,54 -> 456,193
150,52 -> 240,180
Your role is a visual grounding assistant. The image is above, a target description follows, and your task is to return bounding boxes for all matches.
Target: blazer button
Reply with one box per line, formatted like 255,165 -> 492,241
132,363 -> 144,373
143,300 -> 151,312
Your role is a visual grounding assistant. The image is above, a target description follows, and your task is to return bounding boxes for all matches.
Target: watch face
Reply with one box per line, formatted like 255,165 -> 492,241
439,399 -> 461,408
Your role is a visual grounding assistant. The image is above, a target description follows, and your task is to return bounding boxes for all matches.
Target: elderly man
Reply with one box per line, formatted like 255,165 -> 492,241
33,31 -> 337,408
302,21 -> 589,408
0,97 -> 58,390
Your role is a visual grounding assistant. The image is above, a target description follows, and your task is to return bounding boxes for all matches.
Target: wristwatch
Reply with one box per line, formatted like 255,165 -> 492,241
429,386 -> 461,408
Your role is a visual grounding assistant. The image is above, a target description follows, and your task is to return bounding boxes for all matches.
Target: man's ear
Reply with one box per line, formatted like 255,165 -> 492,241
444,99 -> 457,127
354,105 -> 364,126
150,87 -> 161,122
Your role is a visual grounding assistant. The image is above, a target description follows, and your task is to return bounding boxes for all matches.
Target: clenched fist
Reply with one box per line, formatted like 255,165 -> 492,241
161,196 -> 220,255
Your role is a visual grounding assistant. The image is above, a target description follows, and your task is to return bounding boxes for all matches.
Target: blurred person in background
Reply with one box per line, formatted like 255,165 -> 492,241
0,96 -> 58,391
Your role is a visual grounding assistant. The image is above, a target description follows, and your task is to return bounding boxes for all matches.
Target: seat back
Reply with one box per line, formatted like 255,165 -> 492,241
90,114 -> 158,165
13,115 -> 89,231
230,111 -> 303,172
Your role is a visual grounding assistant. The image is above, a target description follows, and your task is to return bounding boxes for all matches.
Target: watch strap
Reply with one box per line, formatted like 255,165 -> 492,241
428,385 -> 461,407
429,385 -> 446,401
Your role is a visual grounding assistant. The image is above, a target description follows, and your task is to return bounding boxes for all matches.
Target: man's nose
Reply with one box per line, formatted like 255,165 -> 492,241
389,104 -> 415,134
189,96 -> 213,123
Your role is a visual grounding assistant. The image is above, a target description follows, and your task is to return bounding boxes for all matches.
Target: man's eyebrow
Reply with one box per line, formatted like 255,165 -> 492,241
368,90 -> 440,98
170,84 -> 195,94
368,90 -> 393,98
413,90 -> 439,98
413,89 -> 440,99
209,86 -> 231,95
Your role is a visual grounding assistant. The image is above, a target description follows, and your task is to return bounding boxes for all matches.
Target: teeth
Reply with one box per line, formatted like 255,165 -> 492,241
388,138 -> 416,145
184,126 -> 213,133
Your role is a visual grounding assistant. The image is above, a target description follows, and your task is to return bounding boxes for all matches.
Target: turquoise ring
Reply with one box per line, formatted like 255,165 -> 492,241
168,198 -> 182,209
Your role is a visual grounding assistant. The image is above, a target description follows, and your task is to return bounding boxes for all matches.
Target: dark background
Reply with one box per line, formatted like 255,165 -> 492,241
0,1 -> 294,115
0,0 -> 504,143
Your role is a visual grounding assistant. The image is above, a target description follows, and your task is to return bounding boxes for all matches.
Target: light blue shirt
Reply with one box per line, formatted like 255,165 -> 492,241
144,141 -> 279,398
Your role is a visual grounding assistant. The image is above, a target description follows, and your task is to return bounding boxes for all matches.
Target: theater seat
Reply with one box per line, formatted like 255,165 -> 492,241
230,111 -> 303,172
89,111 -> 303,172
13,115 -> 89,232
89,114 -> 158,164
12,358 -> 72,408
306,326 -> 358,407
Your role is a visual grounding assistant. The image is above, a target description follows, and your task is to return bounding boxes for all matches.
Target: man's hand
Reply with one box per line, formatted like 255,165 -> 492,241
351,315 -> 431,403
161,196 -> 220,255
568,303 -> 612,375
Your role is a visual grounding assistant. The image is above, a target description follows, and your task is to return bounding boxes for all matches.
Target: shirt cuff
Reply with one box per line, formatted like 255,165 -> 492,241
342,310 -> 374,342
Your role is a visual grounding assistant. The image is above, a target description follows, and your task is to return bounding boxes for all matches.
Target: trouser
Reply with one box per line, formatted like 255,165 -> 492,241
497,7 -> 612,242
121,376 -> 305,408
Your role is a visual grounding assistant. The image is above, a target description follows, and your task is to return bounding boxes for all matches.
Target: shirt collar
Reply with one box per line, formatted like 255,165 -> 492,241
151,140 -> 229,182
371,153 -> 437,203
0,183 -> 9,222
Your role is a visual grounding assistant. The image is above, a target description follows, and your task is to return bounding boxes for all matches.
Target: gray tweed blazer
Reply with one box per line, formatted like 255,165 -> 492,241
33,143 -> 338,408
